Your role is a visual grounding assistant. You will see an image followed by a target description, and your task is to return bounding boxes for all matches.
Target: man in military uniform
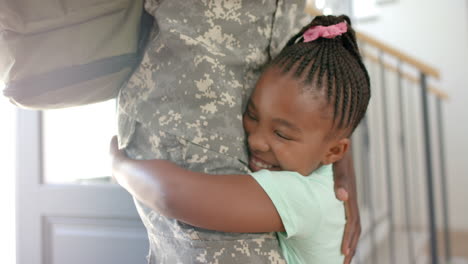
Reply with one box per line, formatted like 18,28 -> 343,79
117,1 -> 360,263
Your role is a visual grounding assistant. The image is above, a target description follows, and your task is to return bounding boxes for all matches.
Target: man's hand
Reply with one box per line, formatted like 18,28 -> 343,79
333,147 -> 361,264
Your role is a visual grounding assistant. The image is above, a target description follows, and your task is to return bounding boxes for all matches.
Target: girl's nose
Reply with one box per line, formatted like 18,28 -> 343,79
247,131 -> 270,153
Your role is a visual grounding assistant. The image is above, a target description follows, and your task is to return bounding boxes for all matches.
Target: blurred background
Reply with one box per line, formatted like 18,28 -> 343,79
1,0 -> 467,263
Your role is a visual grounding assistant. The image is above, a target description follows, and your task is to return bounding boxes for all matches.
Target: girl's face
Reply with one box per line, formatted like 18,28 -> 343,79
243,66 -> 346,176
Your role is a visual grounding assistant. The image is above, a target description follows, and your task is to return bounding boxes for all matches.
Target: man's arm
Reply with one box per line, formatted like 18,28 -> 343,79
333,144 -> 361,264
110,137 -> 284,233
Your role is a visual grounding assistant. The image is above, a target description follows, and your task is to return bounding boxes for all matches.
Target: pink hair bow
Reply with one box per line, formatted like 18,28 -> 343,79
303,22 -> 348,42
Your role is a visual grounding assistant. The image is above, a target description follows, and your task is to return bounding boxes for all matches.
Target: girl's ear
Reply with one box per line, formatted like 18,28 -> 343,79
322,138 -> 350,165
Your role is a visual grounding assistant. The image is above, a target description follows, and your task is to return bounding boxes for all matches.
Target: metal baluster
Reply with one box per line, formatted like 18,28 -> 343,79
360,46 -> 378,264
420,73 -> 439,264
436,98 -> 452,263
396,62 -> 416,264
409,79 -> 423,260
378,51 -> 396,264
361,117 -> 378,264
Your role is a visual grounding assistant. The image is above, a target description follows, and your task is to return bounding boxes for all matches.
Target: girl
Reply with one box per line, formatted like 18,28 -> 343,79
110,15 -> 370,264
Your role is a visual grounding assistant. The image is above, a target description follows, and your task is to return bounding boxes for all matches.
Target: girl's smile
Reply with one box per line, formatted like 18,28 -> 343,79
249,155 -> 281,171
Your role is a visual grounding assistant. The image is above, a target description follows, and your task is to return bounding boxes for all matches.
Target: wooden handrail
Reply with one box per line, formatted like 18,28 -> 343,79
364,52 -> 449,100
356,32 -> 440,79
305,4 -> 448,100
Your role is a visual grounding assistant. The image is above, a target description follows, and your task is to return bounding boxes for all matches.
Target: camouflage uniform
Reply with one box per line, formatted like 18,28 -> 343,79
117,1 -> 309,263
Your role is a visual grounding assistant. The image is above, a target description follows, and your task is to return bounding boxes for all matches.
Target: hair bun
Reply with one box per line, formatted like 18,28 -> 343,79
312,15 -> 351,27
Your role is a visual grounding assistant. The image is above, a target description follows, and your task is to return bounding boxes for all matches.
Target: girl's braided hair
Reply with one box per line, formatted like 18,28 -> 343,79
270,15 -> 371,134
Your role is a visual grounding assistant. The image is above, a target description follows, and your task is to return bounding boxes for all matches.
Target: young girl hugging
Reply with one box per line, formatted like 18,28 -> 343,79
110,15 -> 370,264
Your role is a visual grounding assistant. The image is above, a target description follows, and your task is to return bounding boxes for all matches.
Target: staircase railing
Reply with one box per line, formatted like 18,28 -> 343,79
306,4 -> 451,264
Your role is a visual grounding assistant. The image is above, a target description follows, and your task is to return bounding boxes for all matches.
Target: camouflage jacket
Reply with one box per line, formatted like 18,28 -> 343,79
117,1 -> 309,263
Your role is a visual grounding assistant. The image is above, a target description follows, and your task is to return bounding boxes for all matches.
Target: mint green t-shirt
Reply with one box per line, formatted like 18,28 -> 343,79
250,165 -> 345,264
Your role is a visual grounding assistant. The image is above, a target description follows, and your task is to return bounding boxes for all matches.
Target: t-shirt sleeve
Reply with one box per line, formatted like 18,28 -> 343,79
250,170 -> 322,239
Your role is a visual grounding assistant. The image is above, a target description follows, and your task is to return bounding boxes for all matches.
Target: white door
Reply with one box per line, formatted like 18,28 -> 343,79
16,101 -> 149,264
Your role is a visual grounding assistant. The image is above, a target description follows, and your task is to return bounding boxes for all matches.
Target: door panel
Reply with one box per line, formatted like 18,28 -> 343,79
44,216 -> 147,264
17,106 -> 148,264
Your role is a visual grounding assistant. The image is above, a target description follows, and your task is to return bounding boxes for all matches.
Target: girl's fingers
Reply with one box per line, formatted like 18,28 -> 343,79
110,136 -> 118,152
109,136 -> 123,156
343,227 -> 360,264
341,199 -> 361,264
341,224 -> 351,256
349,226 -> 361,260
341,200 -> 351,255
343,249 -> 354,264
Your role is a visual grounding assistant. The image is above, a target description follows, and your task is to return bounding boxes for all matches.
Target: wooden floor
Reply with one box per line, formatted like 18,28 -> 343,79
357,230 -> 468,264
447,231 -> 468,261
418,230 -> 468,264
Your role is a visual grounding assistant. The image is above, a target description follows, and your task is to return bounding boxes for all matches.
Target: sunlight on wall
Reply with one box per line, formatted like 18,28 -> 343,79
0,81 -> 16,264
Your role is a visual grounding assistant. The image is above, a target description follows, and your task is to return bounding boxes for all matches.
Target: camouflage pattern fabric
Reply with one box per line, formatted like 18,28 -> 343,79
117,1 -> 310,263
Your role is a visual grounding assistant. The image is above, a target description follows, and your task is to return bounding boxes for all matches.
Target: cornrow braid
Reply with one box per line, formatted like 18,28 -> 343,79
269,15 -> 371,134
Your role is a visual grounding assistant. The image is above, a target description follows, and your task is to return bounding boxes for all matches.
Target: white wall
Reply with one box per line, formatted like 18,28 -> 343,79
355,0 -> 468,231
0,83 -> 17,264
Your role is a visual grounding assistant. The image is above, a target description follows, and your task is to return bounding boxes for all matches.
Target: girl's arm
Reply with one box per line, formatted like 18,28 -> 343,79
110,137 -> 284,233
333,145 -> 361,263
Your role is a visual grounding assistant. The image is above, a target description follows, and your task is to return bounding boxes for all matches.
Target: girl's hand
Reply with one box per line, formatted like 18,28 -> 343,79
109,136 -> 127,183
109,136 -> 125,160
333,149 -> 361,264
